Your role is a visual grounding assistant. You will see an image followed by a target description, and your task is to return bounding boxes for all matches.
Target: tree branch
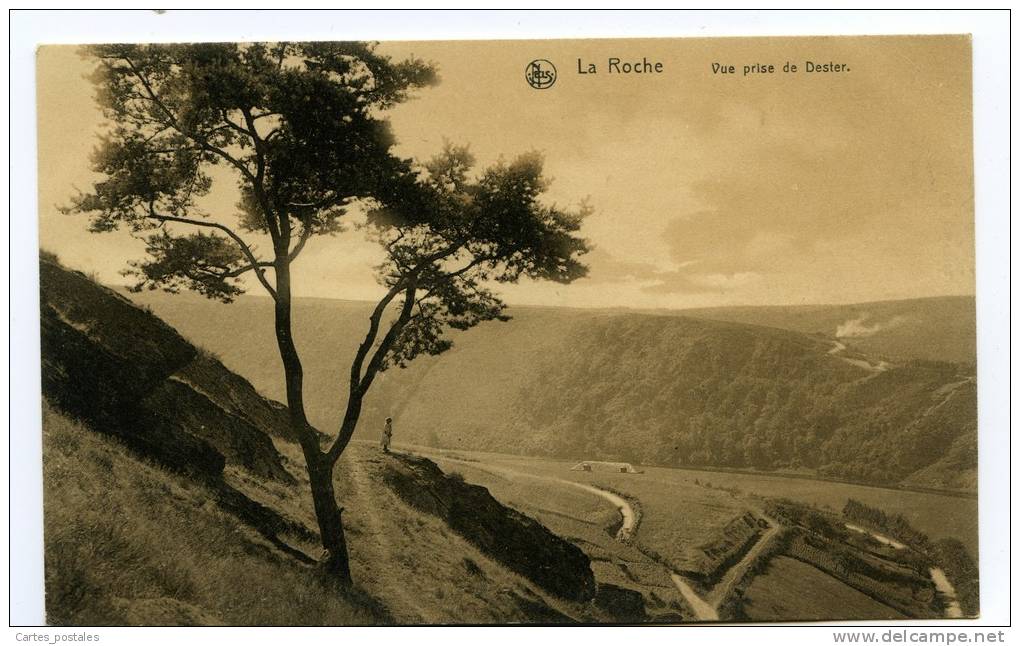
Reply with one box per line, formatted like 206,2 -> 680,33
122,57 -> 259,187
146,204 -> 278,300
239,105 -> 282,246
361,280 -> 417,394
220,109 -> 253,138
328,278 -> 417,463
346,280 -> 406,399
286,192 -> 339,210
288,218 -> 314,261
207,260 -> 276,280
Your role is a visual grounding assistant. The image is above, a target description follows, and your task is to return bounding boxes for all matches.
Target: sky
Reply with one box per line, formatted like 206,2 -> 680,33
36,35 -> 974,309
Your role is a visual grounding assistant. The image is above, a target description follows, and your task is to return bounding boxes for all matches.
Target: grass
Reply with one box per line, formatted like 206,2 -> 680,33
44,404 -> 617,625
582,474 -> 749,576
596,463 -> 977,557
433,451 -> 754,574
421,446 -> 969,622
740,556 -> 905,621
782,531 -> 938,618
42,401 -> 384,626
422,453 -> 695,621
179,436 -> 619,624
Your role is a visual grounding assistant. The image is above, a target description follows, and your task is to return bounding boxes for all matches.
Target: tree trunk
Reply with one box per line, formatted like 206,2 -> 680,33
273,258 -> 353,585
308,454 -> 353,585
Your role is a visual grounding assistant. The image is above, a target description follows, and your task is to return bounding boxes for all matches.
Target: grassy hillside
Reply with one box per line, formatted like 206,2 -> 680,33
123,290 -> 976,492
40,261 -> 654,625
676,296 -> 975,365
44,400 -> 639,624
42,402 -> 383,626
740,556 -> 905,621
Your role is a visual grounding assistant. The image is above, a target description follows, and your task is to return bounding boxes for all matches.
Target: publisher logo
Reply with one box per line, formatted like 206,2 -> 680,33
525,60 -> 557,89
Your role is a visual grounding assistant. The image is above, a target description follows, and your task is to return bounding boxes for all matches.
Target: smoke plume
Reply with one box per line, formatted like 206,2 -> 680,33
835,315 -> 908,339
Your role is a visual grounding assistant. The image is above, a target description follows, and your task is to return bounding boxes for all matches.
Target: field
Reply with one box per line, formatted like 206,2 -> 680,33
413,445 -> 973,621
428,455 -> 692,620
649,467 -> 978,557
429,450 -> 751,573
421,448 -> 977,557
740,556 -> 905,621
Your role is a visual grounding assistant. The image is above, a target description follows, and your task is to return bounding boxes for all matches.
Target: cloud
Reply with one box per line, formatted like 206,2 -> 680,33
581,247 -> 664,283
690,272 -> 763,289
581,247 -> 766,295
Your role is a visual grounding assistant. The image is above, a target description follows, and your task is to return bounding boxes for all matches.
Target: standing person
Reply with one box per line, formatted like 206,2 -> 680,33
381,417 -> 393,454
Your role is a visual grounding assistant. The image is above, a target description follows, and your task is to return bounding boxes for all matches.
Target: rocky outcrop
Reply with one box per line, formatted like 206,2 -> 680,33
383,453 -> 597,602
39,259 -> 292,482
140,378 -> 292,482
593,583 -> 648,622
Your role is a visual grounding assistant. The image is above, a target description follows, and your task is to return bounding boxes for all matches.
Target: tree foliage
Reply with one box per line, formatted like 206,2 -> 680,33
67,42 -> 437,301
327,144 -> 591,461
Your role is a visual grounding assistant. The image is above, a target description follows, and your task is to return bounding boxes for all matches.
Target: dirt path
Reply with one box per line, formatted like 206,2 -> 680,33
707,516 -> 779,606
844,523 -> 962,618
425,452 -> 637,540
556,481 -> 635,540
929,568 -> 963,618
665,513 -> 779,621
845,523 -> 906,549
422,449 -> 748,621
343,454 -> 430,623
668,574 -> 718,621
827,340 -> 891,372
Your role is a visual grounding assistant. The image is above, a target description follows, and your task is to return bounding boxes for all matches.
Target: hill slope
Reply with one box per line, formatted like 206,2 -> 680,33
40,259 -> 653,625
676,296 -> 975,365
45,399 -> 638,624
123,291 -> 977,492
41,258 -> 296,483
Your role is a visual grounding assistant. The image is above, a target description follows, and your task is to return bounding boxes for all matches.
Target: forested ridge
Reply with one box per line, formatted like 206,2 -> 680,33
127,291 -> 977,492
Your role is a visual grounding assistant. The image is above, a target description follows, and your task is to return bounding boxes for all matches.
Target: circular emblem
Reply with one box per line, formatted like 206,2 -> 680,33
525,59 -> 557,90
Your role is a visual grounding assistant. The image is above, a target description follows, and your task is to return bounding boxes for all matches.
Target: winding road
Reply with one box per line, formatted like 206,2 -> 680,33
419,449 -> 774,621
563,481 -> 636,541
844,523 -> 962,618
828,340 -> 892,372
403,445 -> 963,621
424,453 -> 637,540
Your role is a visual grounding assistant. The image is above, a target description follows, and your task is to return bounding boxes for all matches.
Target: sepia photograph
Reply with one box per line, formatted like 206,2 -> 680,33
12,9 -> 1010,634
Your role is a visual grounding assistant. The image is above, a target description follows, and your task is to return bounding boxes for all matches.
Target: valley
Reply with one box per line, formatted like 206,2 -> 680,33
38,260 -> 978,624
400,444 -> 976,621
124,290 -> 978,494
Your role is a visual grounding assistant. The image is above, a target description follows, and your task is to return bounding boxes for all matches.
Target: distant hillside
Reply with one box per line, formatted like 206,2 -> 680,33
124,291 -> 977,492
368,313 -> 976,490
675,296 -> 976,365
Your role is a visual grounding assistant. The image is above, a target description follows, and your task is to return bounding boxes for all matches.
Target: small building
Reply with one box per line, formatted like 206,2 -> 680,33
570,460 -> 638,474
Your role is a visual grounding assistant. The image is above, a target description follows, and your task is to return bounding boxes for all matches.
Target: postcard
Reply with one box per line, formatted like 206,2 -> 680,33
35,34 -> 978,625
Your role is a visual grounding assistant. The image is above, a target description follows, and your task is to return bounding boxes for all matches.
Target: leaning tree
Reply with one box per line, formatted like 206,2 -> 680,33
68,43 -> 590,585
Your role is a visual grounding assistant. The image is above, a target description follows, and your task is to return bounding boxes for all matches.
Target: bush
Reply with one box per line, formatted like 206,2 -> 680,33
843,499 -> 932,553
932,538 -> 979,616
